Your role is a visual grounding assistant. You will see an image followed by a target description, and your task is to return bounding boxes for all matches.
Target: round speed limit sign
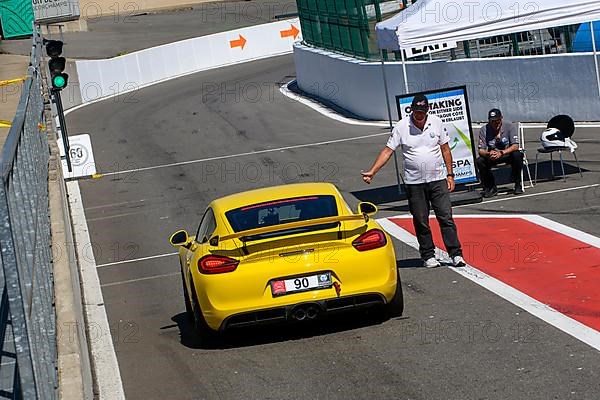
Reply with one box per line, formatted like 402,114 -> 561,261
68,144 -> 89,167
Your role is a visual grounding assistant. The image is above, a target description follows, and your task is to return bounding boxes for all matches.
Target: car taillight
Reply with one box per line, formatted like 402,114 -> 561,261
198,255 -> 239,274
352,229 -> 387,251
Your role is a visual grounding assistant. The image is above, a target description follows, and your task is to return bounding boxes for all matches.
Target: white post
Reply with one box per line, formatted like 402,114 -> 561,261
379,49 -> 394,128
379,49 -> 404,196
590,22 -> 600,104
400,47 -> 409,94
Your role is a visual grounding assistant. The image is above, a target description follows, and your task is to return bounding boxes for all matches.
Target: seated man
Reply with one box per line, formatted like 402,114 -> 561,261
476,108 -> 524,197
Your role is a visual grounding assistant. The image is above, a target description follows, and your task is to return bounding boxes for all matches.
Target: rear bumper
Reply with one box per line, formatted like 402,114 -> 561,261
219,293 -> 386,331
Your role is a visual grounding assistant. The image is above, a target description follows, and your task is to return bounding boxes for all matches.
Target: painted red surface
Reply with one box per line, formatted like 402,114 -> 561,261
389,217 -> 600,331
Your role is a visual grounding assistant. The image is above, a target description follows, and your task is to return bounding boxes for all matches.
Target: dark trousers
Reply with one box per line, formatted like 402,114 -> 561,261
476,151 -> 524,190
405,179 -> 463,260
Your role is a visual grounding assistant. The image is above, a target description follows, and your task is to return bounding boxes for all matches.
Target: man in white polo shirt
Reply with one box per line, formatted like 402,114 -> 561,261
361,94 -> 465,268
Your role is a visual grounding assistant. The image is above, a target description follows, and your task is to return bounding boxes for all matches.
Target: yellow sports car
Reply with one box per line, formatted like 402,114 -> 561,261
170,182 -> 402,341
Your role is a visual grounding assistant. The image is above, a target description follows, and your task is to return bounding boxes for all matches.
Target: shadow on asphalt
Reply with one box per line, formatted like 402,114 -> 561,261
351,184 -> 405,205
397,258 -> 423,269
529,160 -> 587,182
352,161 -> 585,210
170,308 -> 407,350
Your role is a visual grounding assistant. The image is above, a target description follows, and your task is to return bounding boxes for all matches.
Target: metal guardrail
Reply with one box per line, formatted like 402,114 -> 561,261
0,32 -> 57,399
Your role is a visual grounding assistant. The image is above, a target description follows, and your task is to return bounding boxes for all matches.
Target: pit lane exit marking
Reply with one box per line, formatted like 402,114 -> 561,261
379,215 -> 600,352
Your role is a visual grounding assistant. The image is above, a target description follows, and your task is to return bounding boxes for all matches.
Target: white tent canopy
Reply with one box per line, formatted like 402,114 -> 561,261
376,0 -> 600,50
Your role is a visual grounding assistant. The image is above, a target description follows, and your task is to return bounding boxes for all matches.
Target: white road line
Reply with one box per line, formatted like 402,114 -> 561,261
474,123 -> 600,129
378,184 -> 599,211
101,272 -> 180,288
377,215 -> 600,352
85,199 -> 147,210
87,210 -> 156,222
521,215 -> 600,248
67,181 -> 126,400
385,214 -> 600,247
100,131 -> 389,176
455,184 -> 599,208
279,81 -> 389,127
97,252 -> 178,268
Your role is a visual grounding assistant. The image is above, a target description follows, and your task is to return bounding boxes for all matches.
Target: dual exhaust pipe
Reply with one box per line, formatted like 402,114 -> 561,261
291,304 -> 321,321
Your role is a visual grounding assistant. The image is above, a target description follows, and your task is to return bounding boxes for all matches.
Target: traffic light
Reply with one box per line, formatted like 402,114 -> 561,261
45,40 -> 68,90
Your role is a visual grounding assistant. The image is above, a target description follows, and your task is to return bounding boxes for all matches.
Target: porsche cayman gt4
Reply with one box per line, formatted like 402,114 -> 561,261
170,182 -> 402,339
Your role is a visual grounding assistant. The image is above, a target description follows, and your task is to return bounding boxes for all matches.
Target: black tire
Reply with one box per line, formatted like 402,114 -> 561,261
384,269 -> 404,318
190,285 -> 218,345
181,271 -> 193,320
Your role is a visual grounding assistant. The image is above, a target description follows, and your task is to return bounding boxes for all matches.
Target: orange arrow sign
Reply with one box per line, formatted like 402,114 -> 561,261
280,24 -> 300,40
229,34 -> 247,49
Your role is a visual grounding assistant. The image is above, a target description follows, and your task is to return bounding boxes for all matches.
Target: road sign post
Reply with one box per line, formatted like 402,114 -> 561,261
52,89 -> 72,172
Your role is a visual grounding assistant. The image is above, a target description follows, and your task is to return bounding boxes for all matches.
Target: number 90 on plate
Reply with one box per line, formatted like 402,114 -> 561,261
270,272 -> 332,296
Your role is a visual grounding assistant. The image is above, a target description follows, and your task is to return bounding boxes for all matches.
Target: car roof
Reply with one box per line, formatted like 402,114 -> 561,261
212,182 -> 341,212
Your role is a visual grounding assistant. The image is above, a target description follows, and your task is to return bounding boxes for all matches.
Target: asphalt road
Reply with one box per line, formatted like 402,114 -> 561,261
0,0 -> 297,58
65,53 -> 600,399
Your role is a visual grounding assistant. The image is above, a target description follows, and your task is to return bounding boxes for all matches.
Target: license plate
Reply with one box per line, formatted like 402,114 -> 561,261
271,272 -> 332,296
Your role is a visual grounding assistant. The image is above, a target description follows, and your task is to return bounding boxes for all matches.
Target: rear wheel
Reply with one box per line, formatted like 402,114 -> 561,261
190,285 -> 218,345
384,269 -> 404,318
181,270 -> 193,320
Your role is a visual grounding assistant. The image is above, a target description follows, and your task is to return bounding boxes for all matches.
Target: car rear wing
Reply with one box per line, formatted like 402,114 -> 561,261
215,214 -> 369,245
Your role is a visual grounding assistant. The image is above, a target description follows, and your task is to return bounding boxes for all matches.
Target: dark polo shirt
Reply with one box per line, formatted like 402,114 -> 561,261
478,121 -> 519,151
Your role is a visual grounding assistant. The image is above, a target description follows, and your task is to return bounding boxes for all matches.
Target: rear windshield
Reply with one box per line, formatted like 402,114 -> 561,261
225,195 -> 338,240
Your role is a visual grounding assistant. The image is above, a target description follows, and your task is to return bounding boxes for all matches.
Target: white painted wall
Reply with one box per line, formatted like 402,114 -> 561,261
75,19 -> 302,104
294,43 -> 600,122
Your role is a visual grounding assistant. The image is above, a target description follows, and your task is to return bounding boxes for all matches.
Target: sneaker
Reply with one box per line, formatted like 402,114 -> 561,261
423,257 -> 441,268
514,183 -> 524,195
452,256 -> 466,267
482,186 -> 498,198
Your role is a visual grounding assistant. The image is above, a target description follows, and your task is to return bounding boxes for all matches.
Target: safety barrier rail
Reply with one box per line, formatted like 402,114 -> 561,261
0,31 -> 57,399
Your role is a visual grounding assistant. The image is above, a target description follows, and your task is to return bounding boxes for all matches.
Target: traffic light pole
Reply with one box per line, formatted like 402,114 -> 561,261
52,88 -> 72,172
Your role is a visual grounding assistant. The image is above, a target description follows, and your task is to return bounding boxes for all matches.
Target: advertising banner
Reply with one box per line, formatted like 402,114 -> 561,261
396,86 -> 478,184
33,0 -> 80,24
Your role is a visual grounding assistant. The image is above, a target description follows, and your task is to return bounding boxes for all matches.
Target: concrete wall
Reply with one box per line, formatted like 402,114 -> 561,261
68,18 -> 300,107
294,43 -> 600,123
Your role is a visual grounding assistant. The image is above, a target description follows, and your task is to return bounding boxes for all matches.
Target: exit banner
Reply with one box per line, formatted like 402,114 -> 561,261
396,86 -> 479,184
405,41 -> 457,58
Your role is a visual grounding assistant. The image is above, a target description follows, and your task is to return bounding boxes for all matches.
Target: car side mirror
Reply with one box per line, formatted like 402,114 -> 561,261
357,202 -> 378,216
169,230 -> 189,247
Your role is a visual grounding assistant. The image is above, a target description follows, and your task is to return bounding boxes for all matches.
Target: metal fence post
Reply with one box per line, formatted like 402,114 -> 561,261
590,22 -> 600,105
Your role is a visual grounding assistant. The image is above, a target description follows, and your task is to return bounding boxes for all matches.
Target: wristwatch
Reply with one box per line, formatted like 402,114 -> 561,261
447,173 -> 455,178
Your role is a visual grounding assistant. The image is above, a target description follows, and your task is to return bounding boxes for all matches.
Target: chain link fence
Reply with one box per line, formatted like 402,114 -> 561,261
0,31 -> 58,399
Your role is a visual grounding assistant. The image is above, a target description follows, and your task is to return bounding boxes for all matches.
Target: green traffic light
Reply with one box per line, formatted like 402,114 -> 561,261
53,75 -> 66,89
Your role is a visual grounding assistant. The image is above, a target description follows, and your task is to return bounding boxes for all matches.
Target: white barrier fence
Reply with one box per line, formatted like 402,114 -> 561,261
294,43 -> 600,122
75,18 -> 302,104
